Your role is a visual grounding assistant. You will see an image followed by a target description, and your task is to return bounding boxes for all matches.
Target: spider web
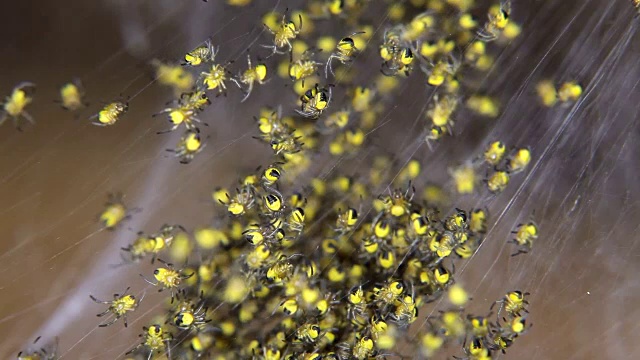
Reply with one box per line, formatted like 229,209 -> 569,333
0,0 -> 639,359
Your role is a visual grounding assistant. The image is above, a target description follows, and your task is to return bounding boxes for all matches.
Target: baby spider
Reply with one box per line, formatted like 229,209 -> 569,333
492,315 -> 532,340
335,207 -> 359,234
450,163 -> 477,196
153,103 -> 206,134
325,31 -> 366,77
89,287 -> 143,327
477,0 -> 511,41
57,79 -> 88,111
469,208 -> 489,234
242,222 -> 284,246
296,83 -> 333,119
219,185 -> 257,216
289,48 -> 323,88
454,337 -> 492,360
378,184 -> 415,217
260,161 -> 286,187
1,82 -> 36,130
485,169 -> 510,194
262,10 -> 303,57
422,58 -> 459,87
171,291 -> 211,331
180,90 -> 211,112
339,336 -> 376,360
231,54 -> 268,102
426,94 -> 458,129
536,80 -> 558,107
99,193 -> 136,230
91,100 -> 128,126
151,59 -> 194,94
262,189 -> 286,218
425,125 -> 447,150
200,62 -> 234,96
269,132 -> 304,156
507,147 -> 531,174
18,336 -> 58,360
381,46 -> 414,77
126,324 -> 173,360
121,224 -> 186,264
155,223 -> 186,245
118,232 -> 156,265
254,106 -> 287,138
489,329 -> 514,355
286,206 -> 306,234
183,40 -> 217,66
379,29 -> 414,77
487,317 -> 531,354
373,280 -> 405,310
490,291 -> 530,320
510,220 -> 538,256
141,259 -> 194,303
558,81 -> 583,103
266,253 -> 309,284
318,108 -> 351,134
429,231 -> 459,258
167,128 -> 205,164
483,141 -> 507,167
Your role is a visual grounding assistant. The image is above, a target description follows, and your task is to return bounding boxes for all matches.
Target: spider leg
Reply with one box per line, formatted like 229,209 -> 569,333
240,82 -> 253,103
324,56 -> 335,78
96,308 -> 111,317
90,295 -> 109,304
98,315 -> 120,327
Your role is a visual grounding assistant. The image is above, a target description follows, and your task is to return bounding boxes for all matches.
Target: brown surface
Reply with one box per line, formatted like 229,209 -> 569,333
1,0 -> 639,359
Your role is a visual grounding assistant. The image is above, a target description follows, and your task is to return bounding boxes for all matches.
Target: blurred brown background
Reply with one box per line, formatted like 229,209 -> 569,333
1,0 -> 639,359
